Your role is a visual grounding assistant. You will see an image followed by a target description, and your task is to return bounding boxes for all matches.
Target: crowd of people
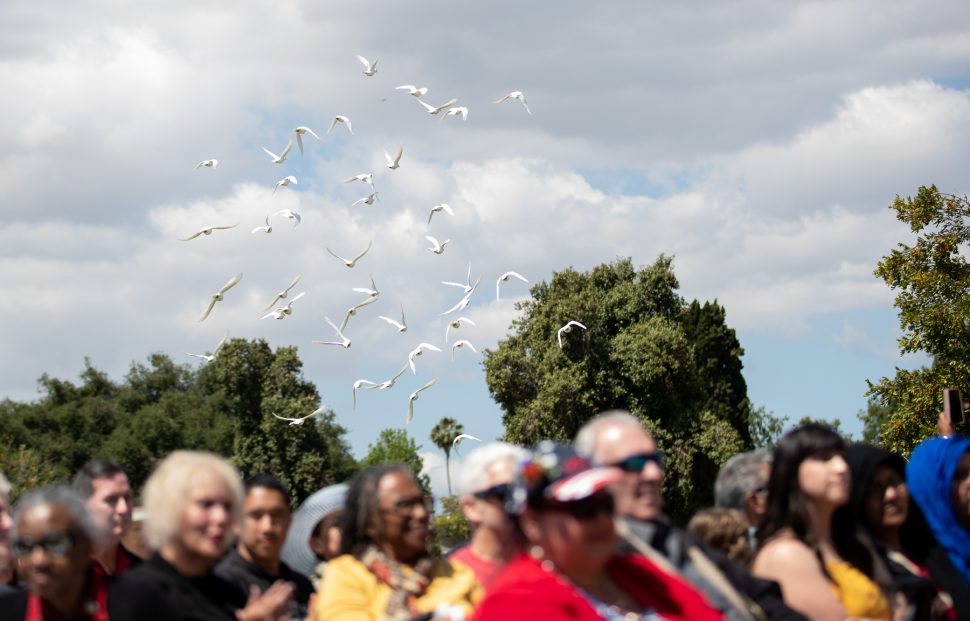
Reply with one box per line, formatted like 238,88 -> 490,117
0,409 -> 967,621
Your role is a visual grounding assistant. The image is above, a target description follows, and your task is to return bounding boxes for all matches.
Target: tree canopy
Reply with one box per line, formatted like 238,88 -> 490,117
360,428 -> 432,493
868,186 -> 970,453
0,340 -> 357,504
484,256 -> 752,522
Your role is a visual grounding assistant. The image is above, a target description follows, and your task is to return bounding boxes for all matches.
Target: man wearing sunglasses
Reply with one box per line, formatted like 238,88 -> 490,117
0,486 -> 108,620
576,410 -> 807,621
450,442 -> 526,586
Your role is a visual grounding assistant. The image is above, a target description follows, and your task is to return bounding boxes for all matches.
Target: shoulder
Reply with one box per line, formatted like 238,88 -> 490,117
755,535 -> 817,565
0,589 -> 27,617
280,561 -> 314,599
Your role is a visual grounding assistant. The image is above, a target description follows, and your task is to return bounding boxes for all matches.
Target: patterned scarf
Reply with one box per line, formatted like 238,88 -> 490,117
360,545 -> 435,621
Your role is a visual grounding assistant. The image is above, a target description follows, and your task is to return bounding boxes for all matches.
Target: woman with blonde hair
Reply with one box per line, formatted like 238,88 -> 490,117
110,451 -> 294,621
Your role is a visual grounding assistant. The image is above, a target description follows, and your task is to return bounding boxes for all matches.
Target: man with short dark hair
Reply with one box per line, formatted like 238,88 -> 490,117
72,458 -> 138,577
215,474 -> 314,620
0,486 -> 108,620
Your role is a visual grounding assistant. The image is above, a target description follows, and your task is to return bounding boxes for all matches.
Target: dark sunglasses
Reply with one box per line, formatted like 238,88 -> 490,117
473,482 -> 512,502
611,451 -> 665,473
545,493 -> 615,520
12,532 -> 77,558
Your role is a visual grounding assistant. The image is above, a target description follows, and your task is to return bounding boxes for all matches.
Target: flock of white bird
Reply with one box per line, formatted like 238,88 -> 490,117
182,56 -> 584,445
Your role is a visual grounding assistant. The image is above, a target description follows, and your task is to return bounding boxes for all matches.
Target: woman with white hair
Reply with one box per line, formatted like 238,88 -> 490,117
109,451 -> 295,621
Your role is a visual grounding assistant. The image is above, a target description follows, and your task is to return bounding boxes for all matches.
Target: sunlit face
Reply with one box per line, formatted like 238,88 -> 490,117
176,484 -> 235,563
462,457 -> 516,537
592,423 -> 664,521
522,491 -> 616,577
13,503 -> 91,601
951,451 -> 970,529
863,465 -> 909,537
372,471 -> 430,564
240,487 -> 291,564
87,473 -> 133,542
797,450 -> 850,509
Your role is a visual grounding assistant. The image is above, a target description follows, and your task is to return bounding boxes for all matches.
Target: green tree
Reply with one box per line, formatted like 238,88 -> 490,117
484,256 -> 751,523
748,405 -> 786,449
430,495 -> 471,556
795,416 -> 846,436
858,398 -> 894,446
429,417 -> 463,496
868,186 -> 970,453
361,428 -> 431,493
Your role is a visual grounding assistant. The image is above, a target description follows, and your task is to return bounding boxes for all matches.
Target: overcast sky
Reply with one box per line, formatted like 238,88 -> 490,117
2,0 -> 968,493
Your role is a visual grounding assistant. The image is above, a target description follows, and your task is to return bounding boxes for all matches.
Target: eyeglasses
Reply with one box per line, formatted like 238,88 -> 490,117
473,482 -> 511,503
11,532 -> 77,558
545,493 -> 615,520
385,495 -> 434,516
611,451 -> 665,473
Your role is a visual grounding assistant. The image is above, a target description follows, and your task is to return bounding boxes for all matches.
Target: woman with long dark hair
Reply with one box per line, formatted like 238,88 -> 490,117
753,425 -> 895,621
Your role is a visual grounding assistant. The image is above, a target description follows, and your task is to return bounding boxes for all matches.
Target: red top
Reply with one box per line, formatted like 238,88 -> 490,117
450,546 -> 504,588
90,544 -> 134,579
25,565 -> 109,621
472,553 -> 725,621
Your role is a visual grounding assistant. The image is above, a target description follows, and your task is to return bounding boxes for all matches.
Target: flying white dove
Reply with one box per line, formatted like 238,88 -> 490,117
375,363 -> 410,390
272,209 -> 301,226
186,331 -> 229,364
396,85 -> 428,97
445,317 -> 475,343
351,277 -> 380,298
440,276 -> 482,315
417,97 -> 458,115
328,115 -> 353,135
451,340 -> 477,359
408,343 -> 442,374
351,192 -> 379,207
260,291 -> 306,320
425,235 -> 450,255
384,146 -> 404,170
442,106 -> 468,121
378,305 -> 407,333
326,241 -> 372,268
293,126 -> 320,155
199,273 -> 243,322
339,294 -> 379,332
452,433 -> 482,448
262,139 -> 293,164
262,273 -> 302,312
195,159 -> 218,169
407,378 -> 438,424
272,407 -> 325,426
356,55 -> 378,76
557,320 -> 588,349
312,316 -> 351,348
352,379 -> 379,410
273,175 -> 297,195
495,91 -> 532,115
180,223 -> 238,241
496,271 -> 529,302
251,215 -> 273,234
442,264 -> 474,294
427,203 -> 453,225
343,173 -> 374,188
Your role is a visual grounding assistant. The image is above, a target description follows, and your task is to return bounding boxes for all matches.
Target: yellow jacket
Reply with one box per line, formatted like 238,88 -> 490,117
315,554 -> 482,621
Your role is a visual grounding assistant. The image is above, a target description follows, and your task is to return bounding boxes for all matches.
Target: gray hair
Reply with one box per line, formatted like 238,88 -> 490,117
11,486 -> 97,544
574,410 -> 646,464
458,443 -> 527,496
714,450 -> 772,510
0,472 -> 11,498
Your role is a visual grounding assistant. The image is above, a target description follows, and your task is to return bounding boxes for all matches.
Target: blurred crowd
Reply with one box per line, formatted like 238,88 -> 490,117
0,410 -> 967,621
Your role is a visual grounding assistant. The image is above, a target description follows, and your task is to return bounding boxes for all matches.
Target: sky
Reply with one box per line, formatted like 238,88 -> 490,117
2,0 -> 968,496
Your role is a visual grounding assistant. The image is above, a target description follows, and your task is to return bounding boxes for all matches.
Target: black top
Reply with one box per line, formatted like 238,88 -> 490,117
109,552 -> 247,621
215,547 -> 314,620
0,590 -> 26,620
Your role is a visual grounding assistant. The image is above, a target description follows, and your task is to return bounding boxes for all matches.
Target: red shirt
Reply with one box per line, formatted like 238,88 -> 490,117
449,546 -> 504,588
473,553 -> 726,621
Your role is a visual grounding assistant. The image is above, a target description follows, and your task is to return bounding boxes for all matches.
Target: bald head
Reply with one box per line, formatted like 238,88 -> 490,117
576,411 -> 665,521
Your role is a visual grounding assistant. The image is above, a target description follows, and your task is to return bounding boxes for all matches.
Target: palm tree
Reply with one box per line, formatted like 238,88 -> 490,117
430,416 -> 463,496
